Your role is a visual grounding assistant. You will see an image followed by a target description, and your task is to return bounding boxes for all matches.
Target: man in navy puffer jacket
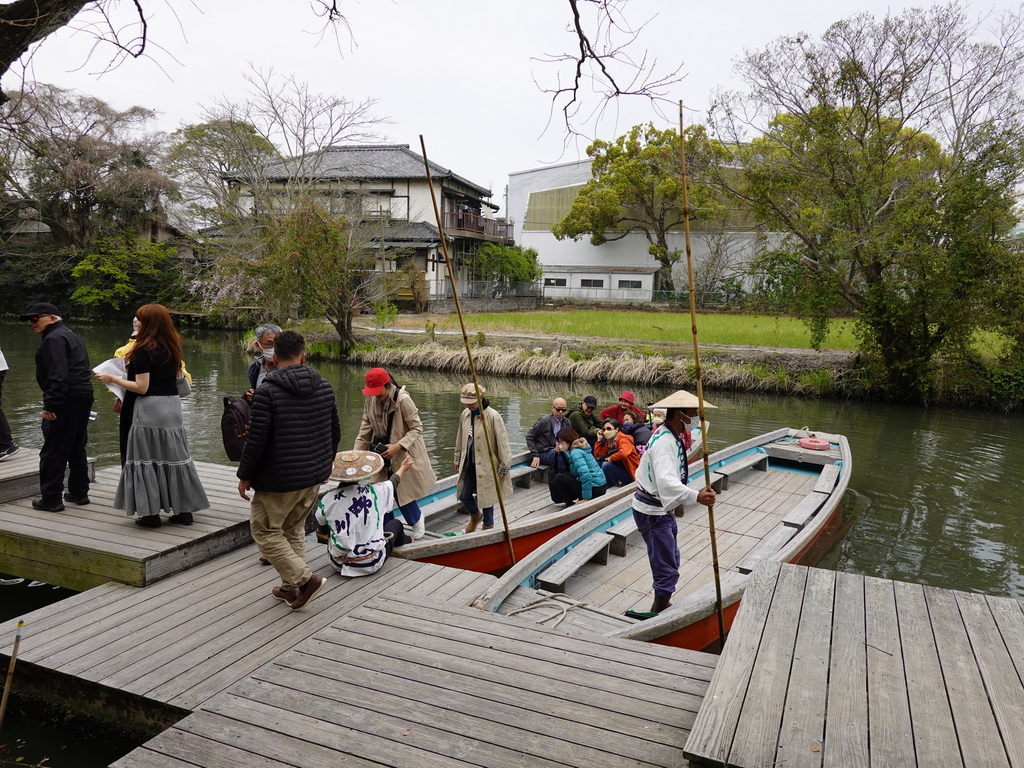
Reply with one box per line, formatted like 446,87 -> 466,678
237,330 -> 340,610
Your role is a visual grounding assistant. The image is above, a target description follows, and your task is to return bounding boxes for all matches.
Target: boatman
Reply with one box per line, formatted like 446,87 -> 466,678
630,390 -> 717,617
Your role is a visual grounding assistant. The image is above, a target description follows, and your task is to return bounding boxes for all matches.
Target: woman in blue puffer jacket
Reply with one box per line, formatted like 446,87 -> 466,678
548,427 -> 608,507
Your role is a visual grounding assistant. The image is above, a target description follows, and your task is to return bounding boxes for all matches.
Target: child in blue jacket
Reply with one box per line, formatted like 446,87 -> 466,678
548,427 -> 608,507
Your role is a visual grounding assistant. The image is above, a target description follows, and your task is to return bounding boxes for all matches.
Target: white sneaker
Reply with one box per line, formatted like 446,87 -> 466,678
411,518 -> 425,540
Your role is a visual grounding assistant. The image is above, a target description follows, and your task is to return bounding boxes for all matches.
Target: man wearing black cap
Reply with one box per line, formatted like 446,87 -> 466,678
20,303 -> 94,512
567,395 -> 602,446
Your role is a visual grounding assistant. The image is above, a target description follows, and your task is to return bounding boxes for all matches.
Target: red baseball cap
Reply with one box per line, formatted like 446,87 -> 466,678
362,368 -> 391,396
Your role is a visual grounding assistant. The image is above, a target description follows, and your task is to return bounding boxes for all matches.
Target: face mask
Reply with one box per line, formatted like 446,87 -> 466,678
652,416 -> 665,425
603,428 -> 617,436
261,347 -> 275,360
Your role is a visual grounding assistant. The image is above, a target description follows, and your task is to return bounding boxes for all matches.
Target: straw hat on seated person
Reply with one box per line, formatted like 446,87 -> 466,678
330,450 -> 385,483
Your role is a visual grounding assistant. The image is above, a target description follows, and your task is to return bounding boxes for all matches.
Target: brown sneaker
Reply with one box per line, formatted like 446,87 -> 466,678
289,573 -> 326,610
272,586 -> 296,603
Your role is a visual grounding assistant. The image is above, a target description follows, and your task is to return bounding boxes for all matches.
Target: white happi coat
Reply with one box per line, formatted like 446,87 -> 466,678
315,480 -> 398,577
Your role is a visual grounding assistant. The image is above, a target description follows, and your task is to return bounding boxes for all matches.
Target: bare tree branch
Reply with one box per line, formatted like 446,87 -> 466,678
535,0 -> 685,136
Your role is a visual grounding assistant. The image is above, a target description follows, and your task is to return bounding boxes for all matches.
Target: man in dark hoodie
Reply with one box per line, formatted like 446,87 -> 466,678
237,330 -> 341,610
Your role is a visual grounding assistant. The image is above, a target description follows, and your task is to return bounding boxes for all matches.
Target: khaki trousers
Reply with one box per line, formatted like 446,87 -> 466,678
250,484 -> 319,590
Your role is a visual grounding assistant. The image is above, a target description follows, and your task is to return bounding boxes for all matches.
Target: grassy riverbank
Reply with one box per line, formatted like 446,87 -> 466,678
297,309 -> 1018,409
405,310 -> 861,350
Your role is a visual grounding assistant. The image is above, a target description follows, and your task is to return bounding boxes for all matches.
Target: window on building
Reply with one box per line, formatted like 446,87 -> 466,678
618,280 -> 642,289
544,278 -> 567,287
581,279 -> 604,288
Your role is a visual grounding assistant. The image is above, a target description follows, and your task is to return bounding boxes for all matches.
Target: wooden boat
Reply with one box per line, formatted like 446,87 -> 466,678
391,427 -> 706,574
471,427 -> 851,651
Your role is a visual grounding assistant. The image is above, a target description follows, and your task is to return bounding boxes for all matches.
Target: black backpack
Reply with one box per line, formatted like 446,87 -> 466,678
222,395 -> 251,461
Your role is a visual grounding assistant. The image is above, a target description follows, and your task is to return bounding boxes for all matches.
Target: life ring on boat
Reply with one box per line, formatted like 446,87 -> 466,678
798,437 -> 830,451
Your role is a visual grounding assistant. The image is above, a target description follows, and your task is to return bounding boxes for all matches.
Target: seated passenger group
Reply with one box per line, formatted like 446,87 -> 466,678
528,391 -> 686,508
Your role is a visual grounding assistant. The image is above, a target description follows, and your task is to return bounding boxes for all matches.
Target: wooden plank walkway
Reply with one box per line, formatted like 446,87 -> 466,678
0,460 -> 253,590
0,544 -> 493,714
0,447 -> 95,503
112,590 -> 719,768
685,561 -> 1024,768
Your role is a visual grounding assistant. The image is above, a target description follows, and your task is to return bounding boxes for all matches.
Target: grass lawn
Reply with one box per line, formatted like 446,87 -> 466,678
419,310 -> 860,350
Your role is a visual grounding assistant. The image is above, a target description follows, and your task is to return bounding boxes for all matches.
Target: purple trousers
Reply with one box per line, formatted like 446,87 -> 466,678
633,509 -> 680,597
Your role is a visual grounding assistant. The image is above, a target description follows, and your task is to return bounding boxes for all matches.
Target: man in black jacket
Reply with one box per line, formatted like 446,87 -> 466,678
525,397 -> 569,468
20,303 -> 93,513
237,330 -> 340,610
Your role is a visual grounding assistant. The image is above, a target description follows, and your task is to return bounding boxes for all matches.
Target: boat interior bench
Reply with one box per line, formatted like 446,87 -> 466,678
715,452 -> 768,490
733,524 -> 798,574
813,463 -> 841,493
536,531 -> 614,593
417,463 -> 543,528
419,487 -> 464,526
511,463 -> 546,488
607,474 -> 725,556
781,491 -> 831,530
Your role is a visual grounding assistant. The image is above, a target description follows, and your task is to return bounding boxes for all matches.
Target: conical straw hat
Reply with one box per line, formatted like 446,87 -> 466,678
649,390 -> 717,410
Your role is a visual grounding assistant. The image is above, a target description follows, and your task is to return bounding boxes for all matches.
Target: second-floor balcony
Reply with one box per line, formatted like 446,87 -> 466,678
443,211 -> 513,242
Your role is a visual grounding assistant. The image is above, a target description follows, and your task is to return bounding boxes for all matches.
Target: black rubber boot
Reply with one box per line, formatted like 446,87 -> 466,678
650,592 -> 672,614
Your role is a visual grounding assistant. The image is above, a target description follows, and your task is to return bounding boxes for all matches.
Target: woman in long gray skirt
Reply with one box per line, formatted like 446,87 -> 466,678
95,303 -> 209,527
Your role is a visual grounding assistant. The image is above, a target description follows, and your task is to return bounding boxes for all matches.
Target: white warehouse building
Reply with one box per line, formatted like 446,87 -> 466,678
507,159 -> 765,303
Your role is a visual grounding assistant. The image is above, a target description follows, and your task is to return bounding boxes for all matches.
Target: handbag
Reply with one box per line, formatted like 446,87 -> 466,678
176,375 -> 192,397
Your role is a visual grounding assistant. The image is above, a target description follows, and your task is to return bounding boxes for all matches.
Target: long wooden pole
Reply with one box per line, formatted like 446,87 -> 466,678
419,136 -> 516,567
0,620 -> 24,729
679,102 -> 727,648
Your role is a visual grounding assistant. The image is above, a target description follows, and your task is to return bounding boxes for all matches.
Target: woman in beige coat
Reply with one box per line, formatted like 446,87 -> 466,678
453,383 -> 513,533
354,368 -> 437,539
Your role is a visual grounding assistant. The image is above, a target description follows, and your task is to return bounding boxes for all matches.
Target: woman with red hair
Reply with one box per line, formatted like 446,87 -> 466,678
96,303 -> 209,527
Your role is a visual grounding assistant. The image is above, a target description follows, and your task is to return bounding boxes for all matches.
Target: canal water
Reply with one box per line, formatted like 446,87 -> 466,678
1,318 -> 1023,764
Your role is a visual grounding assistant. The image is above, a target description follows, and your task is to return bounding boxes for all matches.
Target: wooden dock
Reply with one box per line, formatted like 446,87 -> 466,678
0,460 -> 252,590
111,590 -> 718,768
685,561 -> 1024,767
0,543 -> 496,742
0,446 -> 95,503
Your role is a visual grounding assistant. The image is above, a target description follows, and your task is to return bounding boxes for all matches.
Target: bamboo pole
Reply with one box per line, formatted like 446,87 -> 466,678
419,136 -> 516,568
0,620 -> 24,730
679,102 -> 727,648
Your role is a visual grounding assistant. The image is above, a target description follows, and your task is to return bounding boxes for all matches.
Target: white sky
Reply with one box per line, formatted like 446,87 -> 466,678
16,0 -> 1021,215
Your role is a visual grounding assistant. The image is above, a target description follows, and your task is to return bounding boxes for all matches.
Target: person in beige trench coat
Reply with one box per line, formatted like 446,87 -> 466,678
453,383 -> 513,533
354,368 -> 437,539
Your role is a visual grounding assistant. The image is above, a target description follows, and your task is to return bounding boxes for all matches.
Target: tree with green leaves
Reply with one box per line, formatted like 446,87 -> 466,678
470,243 -> 542,293
712,3 -> 1024,401
552,123 -> 726,294
260,200 -> 378,352
70,231 -> 174,311
180,70 -> 386,338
